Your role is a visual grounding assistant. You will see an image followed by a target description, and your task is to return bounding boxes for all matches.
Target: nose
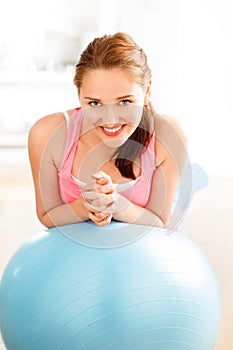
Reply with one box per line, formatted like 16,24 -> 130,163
102,103 -> 119,125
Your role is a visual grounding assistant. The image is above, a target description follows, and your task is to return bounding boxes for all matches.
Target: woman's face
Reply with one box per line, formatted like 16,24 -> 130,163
79,68 -> 150,147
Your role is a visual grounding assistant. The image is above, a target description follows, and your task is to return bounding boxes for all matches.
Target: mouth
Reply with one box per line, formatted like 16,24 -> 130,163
100,124 -> 126,136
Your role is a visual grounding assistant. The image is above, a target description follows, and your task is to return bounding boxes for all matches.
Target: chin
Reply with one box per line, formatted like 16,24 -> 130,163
103,137 -> 128,149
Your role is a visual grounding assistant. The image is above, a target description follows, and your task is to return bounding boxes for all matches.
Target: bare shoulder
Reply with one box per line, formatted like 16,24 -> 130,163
28,109 -> 74,144
154,114 -> 188,143
28,110 -> 75,169
29,112 -> 65,140
153,113 -> 189,164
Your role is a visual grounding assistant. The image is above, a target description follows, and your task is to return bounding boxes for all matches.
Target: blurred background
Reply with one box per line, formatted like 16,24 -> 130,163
0,0 -> 232,349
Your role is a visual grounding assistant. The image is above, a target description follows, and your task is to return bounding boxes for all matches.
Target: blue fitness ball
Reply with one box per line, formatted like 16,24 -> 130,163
0,222 -> 221,350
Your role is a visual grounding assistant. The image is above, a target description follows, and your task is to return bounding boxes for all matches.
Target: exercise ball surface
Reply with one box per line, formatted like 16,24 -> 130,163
0,222 -> 221,350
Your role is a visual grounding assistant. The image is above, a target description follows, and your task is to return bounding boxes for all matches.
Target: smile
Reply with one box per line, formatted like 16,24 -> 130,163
100,125 -> 126,136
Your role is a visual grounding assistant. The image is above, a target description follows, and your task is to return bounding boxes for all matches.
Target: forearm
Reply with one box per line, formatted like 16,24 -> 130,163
39,198 -> 89,228
112,195 -> 165,228
82,172 -> 165,228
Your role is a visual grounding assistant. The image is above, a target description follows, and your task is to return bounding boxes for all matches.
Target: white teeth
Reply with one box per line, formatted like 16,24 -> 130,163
103,126 -> 122,133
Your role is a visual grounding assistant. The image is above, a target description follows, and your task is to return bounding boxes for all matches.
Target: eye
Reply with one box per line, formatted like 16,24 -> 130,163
88,101 -> 101,107
119,99 -> 131,106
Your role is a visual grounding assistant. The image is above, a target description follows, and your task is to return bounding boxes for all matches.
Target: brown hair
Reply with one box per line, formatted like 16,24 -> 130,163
74,32 -> 156,179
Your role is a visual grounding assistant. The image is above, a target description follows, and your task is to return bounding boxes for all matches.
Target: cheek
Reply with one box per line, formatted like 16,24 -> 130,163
82,106 -> 104,125
127,105 -> 143,126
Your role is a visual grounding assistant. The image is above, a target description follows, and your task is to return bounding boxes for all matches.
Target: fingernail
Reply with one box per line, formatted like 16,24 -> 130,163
92,173 -> 101,179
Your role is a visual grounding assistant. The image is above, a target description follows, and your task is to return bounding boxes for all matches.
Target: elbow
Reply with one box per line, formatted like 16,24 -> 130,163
158,217 -> 167,229
156,212 -> 170,229
39,218 -> 54,229
37,212 -> 55,229
151,213 -> 167,229
43,221 -> 55,229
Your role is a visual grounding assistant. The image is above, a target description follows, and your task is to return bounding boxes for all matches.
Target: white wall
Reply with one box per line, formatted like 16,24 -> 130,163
0,0 -> 232,176
113,0 -> 233,176
175,0 -> 233,176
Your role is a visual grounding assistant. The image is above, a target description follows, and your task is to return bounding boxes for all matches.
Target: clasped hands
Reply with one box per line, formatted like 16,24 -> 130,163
82,171 -> 126,226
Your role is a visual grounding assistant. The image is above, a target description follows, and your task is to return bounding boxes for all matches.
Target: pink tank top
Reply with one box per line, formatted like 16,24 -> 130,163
58,108 -> 156,207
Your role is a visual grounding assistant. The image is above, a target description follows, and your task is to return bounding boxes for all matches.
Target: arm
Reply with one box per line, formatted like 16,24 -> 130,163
135,115 -> 188,227
83,171 -> 164,227
83,116 -> 188,228
83,173 -> 164,227
110,151 -> 179,228
28,113 -> 89,228
112,195 -> 165,227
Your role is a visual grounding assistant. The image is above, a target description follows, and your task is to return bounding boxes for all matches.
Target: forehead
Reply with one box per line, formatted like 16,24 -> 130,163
79,68 -> 143,98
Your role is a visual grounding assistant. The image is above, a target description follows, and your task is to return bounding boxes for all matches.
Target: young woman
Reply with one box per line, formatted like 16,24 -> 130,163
28,32 -> 188,228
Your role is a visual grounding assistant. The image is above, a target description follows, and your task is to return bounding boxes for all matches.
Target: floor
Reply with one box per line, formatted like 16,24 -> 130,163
0,154 -> 233,349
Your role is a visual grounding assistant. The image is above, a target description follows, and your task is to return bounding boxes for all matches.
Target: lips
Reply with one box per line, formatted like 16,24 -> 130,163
100,125 -> 126,136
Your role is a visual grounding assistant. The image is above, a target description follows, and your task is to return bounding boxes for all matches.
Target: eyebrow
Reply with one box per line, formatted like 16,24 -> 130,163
84,95 -> 135,101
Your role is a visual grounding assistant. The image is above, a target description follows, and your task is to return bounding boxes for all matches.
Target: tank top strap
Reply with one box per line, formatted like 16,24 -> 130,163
63,110 -> 70,129
59,108 -> 83,171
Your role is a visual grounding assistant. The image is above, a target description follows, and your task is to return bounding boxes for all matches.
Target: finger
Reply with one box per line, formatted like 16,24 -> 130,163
95,216 -> 112,226
84,191 -> 115,205
95,212 -> 112,221
88,211 -> 101,222
94,212 -> 108,219
83,191 -> 100,200
88,211 -> 112,225
92,171 -> 109,180
83,183 -> 108,194
92,215 -> 112,226
91,195 -> 115,207
92,171 -> 112,185
83,183 -> 97,192
83,200 -> 107,213
98,184 -> 116,194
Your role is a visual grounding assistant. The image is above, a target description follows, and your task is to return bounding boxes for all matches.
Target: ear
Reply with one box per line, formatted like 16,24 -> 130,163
144,80 -> 152,106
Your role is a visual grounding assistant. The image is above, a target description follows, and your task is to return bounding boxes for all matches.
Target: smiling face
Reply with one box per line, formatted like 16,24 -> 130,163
79,68 -> 150,147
